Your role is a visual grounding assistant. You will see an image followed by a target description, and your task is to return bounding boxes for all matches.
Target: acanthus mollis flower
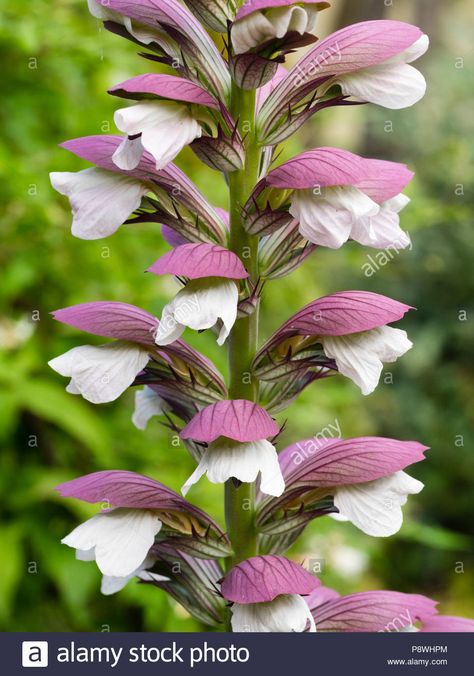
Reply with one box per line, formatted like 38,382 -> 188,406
229,1 -> 330,90
88,0 -> 230,101
108,74 -> 217,171
307,587 -> 438,632
254,291 -> 413,396
50,135 -> 228,243
57,470 -> 226,594
108,73 -> 245,174
48,301 -> 226,408
220,555 -> 319,632
150,243 -> 248,346
263,147 -> 414,250
257,437 -> 426,547
180,399 -> 285,497
257,20 -> 428,144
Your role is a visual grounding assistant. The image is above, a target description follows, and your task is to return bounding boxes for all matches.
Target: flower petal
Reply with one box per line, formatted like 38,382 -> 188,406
154,279 -> 238,346
49,342 -> 150,404
112,136 -> 144,170
50,168 -> 148,240
337,62 -> 427,109
333,470 -> 424,536
232,5 -> 320,55
62,508 -> 162,577
114,101 -> 201,170
322,326 -> 412,395
132,386 -> 168,430
291,186 -> 379,248
182,439 -> 285,497
231,594 -> 316,632
100,553 -> 167,595
350,197 -> 411,249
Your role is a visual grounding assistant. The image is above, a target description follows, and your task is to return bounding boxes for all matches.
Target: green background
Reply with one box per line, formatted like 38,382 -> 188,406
1,0 -> 473,630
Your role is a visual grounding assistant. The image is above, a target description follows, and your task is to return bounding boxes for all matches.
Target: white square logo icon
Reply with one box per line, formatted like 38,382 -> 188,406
22,642 -> 49,668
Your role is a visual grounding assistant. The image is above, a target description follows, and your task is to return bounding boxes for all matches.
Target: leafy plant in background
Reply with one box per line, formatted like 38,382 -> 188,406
47,0 -> 473,632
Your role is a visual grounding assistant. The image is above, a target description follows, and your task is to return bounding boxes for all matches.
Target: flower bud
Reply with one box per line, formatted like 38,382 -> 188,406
191,127 -> 245,172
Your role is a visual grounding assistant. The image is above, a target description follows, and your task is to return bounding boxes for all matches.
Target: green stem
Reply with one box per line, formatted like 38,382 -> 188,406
225,84 -> 261,572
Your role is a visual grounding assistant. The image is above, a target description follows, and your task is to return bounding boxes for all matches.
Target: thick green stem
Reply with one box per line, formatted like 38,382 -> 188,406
225,84 -> 261,572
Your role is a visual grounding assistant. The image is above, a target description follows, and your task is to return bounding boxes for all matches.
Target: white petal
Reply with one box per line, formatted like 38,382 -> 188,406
333,471 -> 424,537
62,508 -> 162,577
371,326 -> 413,363
351,201 -> 411,249
100,554 -> 160,596
76,548 -> 96,561
132,386 -> 168,430
267,6 -> 318,39
385,193 -> 411,214
50,168 -> 148,240
66,380 -> 81,395
123,17 -> 177,52
49,342 -> 150,404
87,0 -> 119,21
155,279 -> 238,346
231,7 -> 319,55
336,63 -> 427,109
291,186 -> 379,249
154,307 -> 186,346
387,34 -> 430,65
322,326 -> 412,395
114,101 -> 201,170
182,439 -> 285,497
231,594 -> 316,632
87,0 -> 176,52
112,136 -> 144,170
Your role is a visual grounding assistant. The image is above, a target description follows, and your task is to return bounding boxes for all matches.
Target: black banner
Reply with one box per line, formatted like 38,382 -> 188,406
6,631 -> 471,675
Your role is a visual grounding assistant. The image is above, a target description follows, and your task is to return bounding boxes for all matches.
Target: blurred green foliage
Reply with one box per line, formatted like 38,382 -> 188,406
1,0 -> 473,630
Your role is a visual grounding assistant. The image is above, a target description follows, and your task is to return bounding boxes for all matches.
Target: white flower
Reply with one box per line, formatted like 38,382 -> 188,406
290,185 -> 380,249
50,168 -> 149,240
132,386 -> 168,430
62,508 -> 162,577
155,278 -> 239,346
232,5 -> 319,55
331,35 -> 429,109
49,342 -> 150,404
332,471 -> 424,537
231,594 -> 316,632
182,439 -> 285,498
113,101 -> 202,171
321,326 -> 413,395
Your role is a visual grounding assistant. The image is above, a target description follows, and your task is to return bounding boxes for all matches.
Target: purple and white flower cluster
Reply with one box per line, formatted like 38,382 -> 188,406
48,0 -> 473,632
